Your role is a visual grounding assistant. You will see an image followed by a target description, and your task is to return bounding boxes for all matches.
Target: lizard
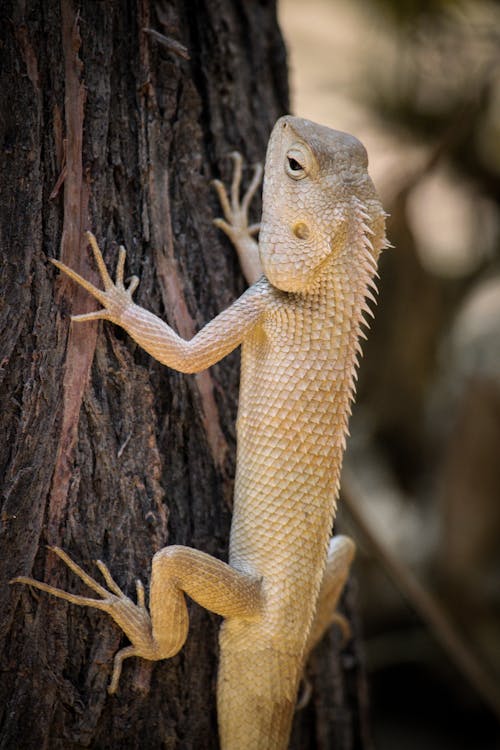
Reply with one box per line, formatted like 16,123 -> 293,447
12,115 -> 387,749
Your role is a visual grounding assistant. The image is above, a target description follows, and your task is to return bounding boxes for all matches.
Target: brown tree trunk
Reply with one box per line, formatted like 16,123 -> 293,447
0,2 -> 370,747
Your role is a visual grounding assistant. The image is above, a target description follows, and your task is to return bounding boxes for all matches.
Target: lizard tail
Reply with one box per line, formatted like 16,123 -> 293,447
217,640 -> 300,750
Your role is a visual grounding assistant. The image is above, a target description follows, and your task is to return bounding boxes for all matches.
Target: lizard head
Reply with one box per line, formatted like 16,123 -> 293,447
259,115 -> 385,293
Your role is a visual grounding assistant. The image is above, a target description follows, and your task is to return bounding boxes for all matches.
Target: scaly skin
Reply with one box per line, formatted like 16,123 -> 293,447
12,116 -> 386,749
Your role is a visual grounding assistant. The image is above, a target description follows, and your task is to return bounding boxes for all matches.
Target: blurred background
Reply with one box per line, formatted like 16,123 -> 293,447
279,0 -> 500,747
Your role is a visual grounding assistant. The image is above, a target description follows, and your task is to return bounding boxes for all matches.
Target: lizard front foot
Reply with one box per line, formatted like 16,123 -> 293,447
52,232 -> 139,325
212,151 -> 262,241
212,152 -> 263,285
11,547 -> 158,694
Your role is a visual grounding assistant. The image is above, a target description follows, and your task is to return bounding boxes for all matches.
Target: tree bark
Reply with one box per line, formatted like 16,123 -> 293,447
0,2 -> 370,747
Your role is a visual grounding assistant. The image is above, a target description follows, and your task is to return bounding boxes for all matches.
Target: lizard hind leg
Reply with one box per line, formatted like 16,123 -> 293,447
11,546 -> 161,693
150,545 -> 263,626
12,545 -> 264,695
296,535 -> 355,711
304,534 -> 356,660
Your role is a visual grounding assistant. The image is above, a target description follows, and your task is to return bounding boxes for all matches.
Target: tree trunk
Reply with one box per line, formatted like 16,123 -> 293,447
0,1 -> 370,747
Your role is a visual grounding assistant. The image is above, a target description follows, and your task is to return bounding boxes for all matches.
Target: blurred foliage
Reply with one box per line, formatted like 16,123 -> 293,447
354,0 -> 500,490
367,0 -> 467,25
339,0 -> 500,739
364,0 -> 500,195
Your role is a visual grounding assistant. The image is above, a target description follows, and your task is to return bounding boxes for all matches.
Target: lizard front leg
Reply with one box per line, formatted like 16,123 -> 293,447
12,546 -> 263,694
52,232 -> 270,373
212,152 -> 263,285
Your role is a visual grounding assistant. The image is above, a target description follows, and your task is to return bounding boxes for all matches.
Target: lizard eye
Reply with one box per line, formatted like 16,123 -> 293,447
285,145 -> 310,180
288,157 -> 302,172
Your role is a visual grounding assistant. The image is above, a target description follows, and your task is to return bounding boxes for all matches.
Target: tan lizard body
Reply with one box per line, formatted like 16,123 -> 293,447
13,116 -> 386,749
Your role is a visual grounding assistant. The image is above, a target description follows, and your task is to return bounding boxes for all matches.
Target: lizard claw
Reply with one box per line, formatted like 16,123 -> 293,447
296,676 -> 313,711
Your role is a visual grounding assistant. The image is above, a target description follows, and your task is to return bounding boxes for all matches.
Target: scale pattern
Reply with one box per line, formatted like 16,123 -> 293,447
12,116 -> 387,749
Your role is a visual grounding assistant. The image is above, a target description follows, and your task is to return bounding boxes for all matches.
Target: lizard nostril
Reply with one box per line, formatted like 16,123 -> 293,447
292,222 -> 310,240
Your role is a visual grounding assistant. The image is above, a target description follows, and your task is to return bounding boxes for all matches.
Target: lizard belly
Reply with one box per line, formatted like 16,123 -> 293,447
228,323 -> 349,651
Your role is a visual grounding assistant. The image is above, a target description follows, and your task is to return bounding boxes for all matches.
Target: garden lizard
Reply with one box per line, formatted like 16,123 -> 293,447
12,116 -> 387,749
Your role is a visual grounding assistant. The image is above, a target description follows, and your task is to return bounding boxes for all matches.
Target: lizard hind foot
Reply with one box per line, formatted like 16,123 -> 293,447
11,547 -> 159,693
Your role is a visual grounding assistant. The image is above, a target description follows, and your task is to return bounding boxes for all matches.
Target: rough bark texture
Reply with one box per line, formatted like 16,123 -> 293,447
0,1 -> 370,747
